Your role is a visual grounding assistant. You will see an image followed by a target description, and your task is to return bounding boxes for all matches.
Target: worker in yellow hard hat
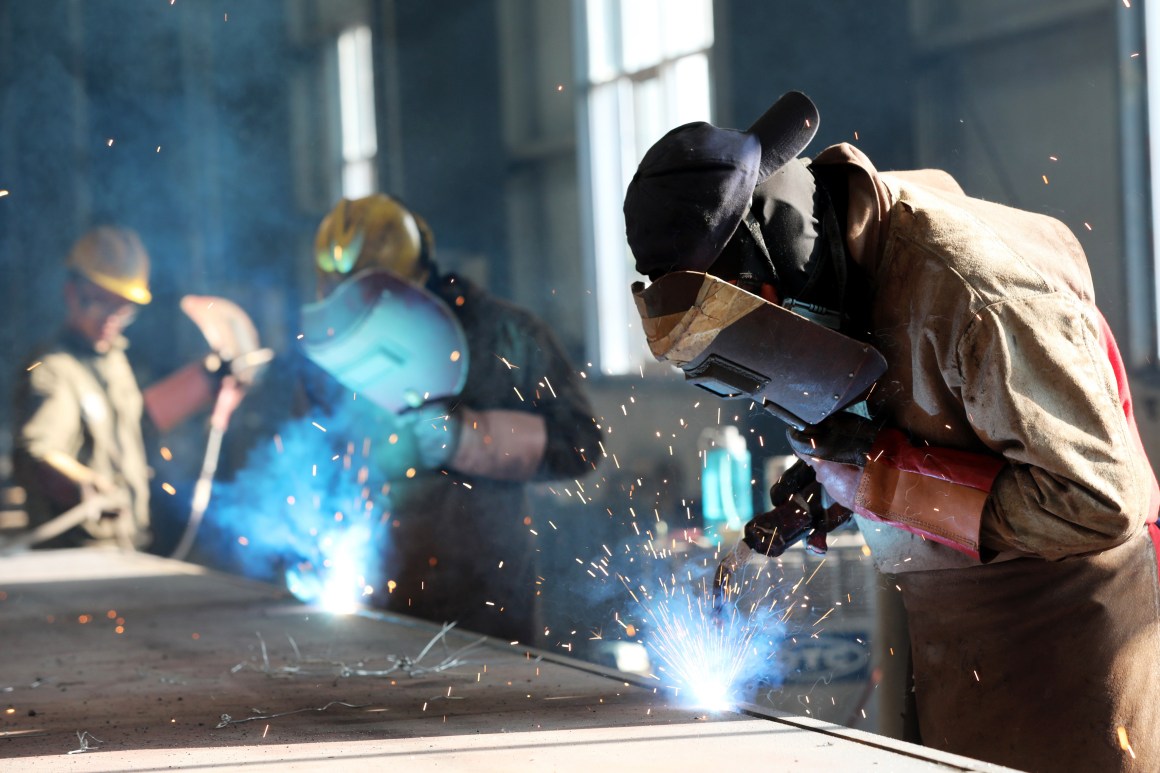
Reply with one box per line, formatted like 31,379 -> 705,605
290,192 -> 602,642
313,193 -> 437,294
10,226 -> 262,551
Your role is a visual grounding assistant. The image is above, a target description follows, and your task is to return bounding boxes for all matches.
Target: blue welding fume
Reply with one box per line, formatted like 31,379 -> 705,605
698,425 -> 753,531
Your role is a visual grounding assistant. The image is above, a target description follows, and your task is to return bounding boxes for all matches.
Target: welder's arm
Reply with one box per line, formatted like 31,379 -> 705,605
448,407 -> 548,481
403,402 -> 547,481
958,300 -> 1157,560
788,414 -> 1001,560
804,299 -> 1159,562
143,353 -> 261,434
840,429 -> 1003,560
512,320 -> 603,480
142,360 -> 216,433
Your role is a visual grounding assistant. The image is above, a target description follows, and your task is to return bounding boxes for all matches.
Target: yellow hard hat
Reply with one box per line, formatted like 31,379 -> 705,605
314,194 -> 435,292
66,226 -> 152,305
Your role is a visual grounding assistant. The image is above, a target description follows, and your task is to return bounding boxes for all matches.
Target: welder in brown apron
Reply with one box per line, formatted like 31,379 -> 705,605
626,91 -> 1160,772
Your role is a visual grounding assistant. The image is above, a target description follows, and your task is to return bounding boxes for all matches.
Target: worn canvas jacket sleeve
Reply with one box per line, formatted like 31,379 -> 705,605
18,354 -> 86,470
960,298 -> 1157,559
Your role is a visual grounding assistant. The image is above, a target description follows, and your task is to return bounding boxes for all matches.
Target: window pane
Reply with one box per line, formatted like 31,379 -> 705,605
670,53 -> 711,127
632,75 -> 666,159
586,0 -> 619,82
581,0 -> 714,375
589,82 -> 634,373
342,158 -> 376,200
620,0 -> 662,72
338,25 -> 377,162
662,0 -> 713,58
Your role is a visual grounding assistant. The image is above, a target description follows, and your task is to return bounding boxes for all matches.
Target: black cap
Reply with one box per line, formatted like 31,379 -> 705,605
624,91 -> 819,280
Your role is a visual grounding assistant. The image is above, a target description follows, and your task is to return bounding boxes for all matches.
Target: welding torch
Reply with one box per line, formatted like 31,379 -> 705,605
711,463 -> 852,616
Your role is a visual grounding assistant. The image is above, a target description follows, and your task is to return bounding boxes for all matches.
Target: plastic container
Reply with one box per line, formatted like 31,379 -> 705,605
699,425 -> 753,531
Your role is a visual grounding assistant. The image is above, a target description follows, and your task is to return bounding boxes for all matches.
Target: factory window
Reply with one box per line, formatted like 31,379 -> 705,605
337,24 -> 378,199
581,0 -> 714,375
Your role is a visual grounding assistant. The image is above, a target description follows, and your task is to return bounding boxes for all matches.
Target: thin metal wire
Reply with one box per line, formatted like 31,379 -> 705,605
228,621 -> 487,680
67,730 -> 104,754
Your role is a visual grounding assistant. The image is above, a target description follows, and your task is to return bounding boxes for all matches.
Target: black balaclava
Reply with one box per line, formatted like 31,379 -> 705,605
710,157 -> 849,330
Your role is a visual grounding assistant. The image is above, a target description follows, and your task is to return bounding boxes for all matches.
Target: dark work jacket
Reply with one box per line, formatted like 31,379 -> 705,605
363,273 -> 601,642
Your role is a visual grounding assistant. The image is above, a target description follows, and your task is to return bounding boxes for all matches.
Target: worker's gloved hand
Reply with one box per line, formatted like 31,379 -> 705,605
397,399 -> 465,470
203,348 -> 273,389
81,474 -> 131,520
742,459 -> 852,558
714,460 -> 854,612
786,412 -> 879,512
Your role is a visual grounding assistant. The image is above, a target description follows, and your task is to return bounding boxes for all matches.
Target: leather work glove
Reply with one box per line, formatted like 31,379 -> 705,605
368,400 -> 465,480
398,399 -> 464,470
786,411 -> 880,513
744,462 -> 851,558
203,348 -> 274,389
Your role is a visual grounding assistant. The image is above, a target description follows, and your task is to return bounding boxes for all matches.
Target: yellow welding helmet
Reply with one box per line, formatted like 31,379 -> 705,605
66,226 -> 152,305
314,194 -> 434,295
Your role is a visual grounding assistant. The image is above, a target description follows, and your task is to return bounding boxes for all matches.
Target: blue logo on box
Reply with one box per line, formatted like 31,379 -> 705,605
779,632 -> 870,683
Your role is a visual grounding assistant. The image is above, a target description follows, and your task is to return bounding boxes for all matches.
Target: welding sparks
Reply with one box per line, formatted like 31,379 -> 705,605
1118,726 -> 1136,758
604,540 -> 788,714
204,406 -> 394,612
637,575 -> 783,711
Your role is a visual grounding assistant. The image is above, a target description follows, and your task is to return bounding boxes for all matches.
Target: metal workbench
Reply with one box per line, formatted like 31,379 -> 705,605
0,549 -> 1015,771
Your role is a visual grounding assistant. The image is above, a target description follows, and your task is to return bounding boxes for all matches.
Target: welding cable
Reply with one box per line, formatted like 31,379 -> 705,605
169,378 -> 242,562
0,494 -> 123,555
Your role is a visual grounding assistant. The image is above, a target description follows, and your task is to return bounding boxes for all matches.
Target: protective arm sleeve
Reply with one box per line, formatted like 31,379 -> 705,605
448,408 -> 548,481
481,313 -> 601,482
959,298 -> 1156,559
854,430 -> 1004,560
142,360 -> 216,433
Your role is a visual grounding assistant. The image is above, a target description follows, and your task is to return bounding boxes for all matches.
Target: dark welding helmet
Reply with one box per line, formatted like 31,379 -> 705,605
624,91 -> 885,428
300,268 -> 468,413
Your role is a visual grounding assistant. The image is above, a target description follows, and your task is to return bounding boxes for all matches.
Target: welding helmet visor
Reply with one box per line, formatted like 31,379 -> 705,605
300,268 -> 468,413
632,271 -> 884,430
